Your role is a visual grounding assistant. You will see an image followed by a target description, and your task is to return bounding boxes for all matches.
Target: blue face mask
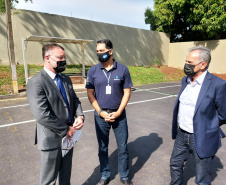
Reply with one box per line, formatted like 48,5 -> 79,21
97,50 -> 111,63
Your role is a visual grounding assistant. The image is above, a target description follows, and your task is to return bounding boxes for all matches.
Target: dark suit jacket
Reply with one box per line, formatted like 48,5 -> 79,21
172,72 -> 226,158
27,69 -> 84,150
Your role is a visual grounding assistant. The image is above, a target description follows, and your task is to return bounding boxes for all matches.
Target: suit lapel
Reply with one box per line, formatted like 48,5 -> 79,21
194,72 -> 212,116
178,76 -> 189,98
41,69 -> 65,103
173,76 -> 188,112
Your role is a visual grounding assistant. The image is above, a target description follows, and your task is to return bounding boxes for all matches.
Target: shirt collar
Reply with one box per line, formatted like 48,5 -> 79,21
44,67 -> 57,79
187,70 -> 207,85
99,60 -> 117,70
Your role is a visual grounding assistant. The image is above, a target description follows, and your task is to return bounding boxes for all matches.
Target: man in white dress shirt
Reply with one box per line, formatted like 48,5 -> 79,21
170,46 -> 226,185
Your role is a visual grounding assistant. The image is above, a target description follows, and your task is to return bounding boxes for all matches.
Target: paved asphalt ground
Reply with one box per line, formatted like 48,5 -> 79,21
0,82 -> 226,185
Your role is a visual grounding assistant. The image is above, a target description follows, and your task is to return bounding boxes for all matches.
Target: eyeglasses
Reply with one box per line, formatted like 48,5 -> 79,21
49,55 -> 66,61
185,60 -> 202,65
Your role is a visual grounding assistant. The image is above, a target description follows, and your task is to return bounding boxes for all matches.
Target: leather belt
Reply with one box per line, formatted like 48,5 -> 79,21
102,109 -> 118,113
179,127 -> 193,134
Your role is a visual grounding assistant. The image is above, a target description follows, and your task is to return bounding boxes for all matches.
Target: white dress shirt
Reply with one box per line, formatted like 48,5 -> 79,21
44,67 -> 84,121
44,67 -> 57,86
178,71 -> 207,133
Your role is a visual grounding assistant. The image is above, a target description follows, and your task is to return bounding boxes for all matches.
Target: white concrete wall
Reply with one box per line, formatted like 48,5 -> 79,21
0,10 -> 170,67
168,40 -> 226,74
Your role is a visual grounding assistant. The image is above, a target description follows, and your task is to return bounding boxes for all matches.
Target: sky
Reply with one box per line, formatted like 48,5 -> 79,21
15,0 -> 154,30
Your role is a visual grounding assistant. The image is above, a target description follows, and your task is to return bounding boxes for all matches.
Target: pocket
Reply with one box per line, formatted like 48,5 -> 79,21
206,129 -> 220,142
205,95 -> 214,101
207,127 -> 218,132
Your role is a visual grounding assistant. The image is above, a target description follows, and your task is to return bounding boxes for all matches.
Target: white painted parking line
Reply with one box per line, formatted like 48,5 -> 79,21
141,90 -> 178,97
134,84 -> 181,92
0,95 -> 176,128
0,97 -> 88,110
0,97 -> 27,101
0,104 -> 29,110
128,95 -> 176,105
0,109 -> 95,128
0,119 -> 36,128
0,85 -> 180,110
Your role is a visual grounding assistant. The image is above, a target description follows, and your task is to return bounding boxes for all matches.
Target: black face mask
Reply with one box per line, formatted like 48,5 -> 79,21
53,60 -> 66,73
184,63 -> 200,78
97,50 -> 111,63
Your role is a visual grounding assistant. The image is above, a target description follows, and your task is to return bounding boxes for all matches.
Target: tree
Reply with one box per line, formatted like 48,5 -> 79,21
145,0 -> 226,42
0,0 -> 32,13
1,0 -> 32,94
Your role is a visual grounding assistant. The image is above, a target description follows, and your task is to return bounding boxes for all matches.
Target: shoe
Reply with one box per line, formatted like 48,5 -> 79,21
120,179 -> 133,185
97,178 -> 109,185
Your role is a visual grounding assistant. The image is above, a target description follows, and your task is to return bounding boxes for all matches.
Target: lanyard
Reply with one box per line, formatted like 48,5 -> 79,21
102,70 -> 112,85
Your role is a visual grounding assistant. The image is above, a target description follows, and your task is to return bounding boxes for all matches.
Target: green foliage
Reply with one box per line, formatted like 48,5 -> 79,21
27,64 -> 89,76
154,57 -> 159,66
0,64 -> 185,95
145,0 -> 226,42
0,0 -> 32,13
16,65 -> 26,86
0,65 -> 25,94
128,66 -> 169,86
1,0 -> 16,13
0,64 -> 91,94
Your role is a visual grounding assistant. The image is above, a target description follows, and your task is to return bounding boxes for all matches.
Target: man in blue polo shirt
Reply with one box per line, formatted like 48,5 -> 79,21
86,39 -> 133,185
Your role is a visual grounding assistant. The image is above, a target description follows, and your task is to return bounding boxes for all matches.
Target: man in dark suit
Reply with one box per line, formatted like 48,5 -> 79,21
27,44 -> 84,185
170,46 -> 226,185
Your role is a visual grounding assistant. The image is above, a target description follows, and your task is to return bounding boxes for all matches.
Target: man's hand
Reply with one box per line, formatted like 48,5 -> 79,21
67,126 -> 75,139
100,111 -> 121,122
73,116 -> 84,130
98,111 -> 113,122
109,111 -> 121,121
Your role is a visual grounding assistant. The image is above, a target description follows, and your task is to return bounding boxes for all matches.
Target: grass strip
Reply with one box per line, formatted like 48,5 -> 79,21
0,65 -> 183,95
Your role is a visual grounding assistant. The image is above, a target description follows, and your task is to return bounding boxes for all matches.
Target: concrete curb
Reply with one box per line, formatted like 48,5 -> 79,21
0,92 -> 27,99
0,85 -> 86,100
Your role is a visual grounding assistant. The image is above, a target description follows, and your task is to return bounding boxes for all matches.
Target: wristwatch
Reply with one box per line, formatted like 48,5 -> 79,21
97,109 -> 103,116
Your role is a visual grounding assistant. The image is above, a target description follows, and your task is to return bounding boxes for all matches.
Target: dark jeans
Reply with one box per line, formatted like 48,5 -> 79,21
94,110 -> 129,180
170,128 -> 213,185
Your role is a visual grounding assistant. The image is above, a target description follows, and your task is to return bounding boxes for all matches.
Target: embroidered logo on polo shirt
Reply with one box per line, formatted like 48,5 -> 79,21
114,76 -> 120,80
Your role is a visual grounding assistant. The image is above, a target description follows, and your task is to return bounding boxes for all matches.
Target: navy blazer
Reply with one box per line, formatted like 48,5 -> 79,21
172,72 -> 226,158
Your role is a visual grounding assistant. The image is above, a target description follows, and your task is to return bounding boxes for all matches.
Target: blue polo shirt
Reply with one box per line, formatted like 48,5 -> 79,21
86,61 -> 133,109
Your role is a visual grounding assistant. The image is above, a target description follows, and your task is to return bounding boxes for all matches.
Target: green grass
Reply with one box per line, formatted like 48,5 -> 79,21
0,65 -> 26,95
27,64 -> 90,75
128,66 -> 168,86
63,64 -> 90,74
0,64 -> 182,95
0,64 -> 91,95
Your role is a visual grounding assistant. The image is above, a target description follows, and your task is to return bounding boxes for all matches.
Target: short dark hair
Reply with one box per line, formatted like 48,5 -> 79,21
42,44 -> 64,60
96,39 -> 113,49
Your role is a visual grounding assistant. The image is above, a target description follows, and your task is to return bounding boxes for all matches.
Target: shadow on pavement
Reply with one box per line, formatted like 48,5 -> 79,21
183,155 -> 223,184
82,133 -> 163,185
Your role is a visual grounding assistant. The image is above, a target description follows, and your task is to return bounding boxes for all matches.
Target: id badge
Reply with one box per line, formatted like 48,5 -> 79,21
106,85 -> 112,94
